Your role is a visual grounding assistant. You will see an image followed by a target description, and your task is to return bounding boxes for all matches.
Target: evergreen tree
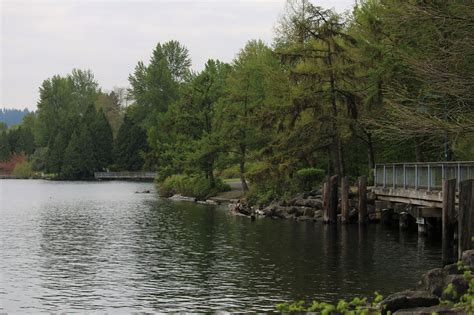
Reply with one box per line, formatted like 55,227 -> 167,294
46,132 -> 68,174
114,114 -> 148,171
61,127 -> 95,179
0,131 -> 11,161
92,109 -> 114,170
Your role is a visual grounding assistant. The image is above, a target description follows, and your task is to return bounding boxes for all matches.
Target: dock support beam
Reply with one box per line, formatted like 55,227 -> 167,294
358,176 -> 367,224
323,175 -> 338,224
458,179 -> 474,260
442,179 -> 456,265
341,176 -> 349,224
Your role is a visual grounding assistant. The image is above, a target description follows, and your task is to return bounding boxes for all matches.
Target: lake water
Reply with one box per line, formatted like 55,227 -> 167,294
1,180 -> 442,312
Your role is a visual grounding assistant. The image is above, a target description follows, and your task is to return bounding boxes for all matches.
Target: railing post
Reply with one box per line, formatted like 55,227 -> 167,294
383,165 -> 387,188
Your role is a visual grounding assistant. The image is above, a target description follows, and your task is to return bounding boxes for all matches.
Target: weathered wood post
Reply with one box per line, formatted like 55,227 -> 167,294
442,179 -> 456,264
341,176 -> 350,224
322,177 -> 330,223
327,175 -> 339,224
358,176 -> 367,224
458,179 -> 474,260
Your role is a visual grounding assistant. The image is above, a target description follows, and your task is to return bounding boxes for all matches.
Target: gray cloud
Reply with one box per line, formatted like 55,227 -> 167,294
1,0 -> 354,110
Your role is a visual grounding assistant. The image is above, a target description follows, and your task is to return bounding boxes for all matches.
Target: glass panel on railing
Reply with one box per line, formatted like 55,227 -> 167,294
406,166 -> 416,188
431,166 -> 442,190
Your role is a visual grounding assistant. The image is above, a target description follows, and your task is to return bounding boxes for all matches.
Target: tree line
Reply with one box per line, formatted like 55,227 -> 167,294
1,0 -> 473,201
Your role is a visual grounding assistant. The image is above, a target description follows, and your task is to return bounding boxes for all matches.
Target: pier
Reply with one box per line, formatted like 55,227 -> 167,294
371,161 -> 474,262
94,171 -> 157,181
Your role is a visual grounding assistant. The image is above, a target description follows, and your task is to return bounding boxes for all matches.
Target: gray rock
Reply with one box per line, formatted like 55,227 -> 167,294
461,250 -> 474,269
293,198 -> 323,209
417,268 -> 448,296
296,215 -> 312,221
443,263 -> 462,275
314,210 -> 323,218
441,275 -> 469,301
380,290 -> 439,314
308,189 -> 322,197
303,207 -> 315,217
394,304 -> 465,315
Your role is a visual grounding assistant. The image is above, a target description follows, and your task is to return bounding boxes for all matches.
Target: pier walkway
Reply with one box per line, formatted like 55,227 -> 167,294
94,171 -> 157,180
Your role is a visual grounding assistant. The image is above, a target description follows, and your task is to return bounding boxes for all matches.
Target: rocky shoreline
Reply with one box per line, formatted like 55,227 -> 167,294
377,249 -> 473,314
229,188 -> 377,222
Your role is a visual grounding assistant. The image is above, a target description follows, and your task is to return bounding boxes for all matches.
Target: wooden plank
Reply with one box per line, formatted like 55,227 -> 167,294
458,180 -> 474,260
442,179 -> 456,265
341,176 -> 349,224
358,176 -> 367,224
371,187 -> 444,204
417,207 -> 442,218
375,195 -> 442,208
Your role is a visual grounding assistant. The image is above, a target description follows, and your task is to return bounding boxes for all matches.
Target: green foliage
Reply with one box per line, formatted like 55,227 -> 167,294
95,91 -> 123,137
0,130 -> 11,161
295,168 -> 325,192
157,174 -> 230,199
114,113 -> 148,171
276,292 -> 383,314
439,261 -> 474,313
11,161 -> 33,178
91,108 -> 114,170
61,127 -> 96,179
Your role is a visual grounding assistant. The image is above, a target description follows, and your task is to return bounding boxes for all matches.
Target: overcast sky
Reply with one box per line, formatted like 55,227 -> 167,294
1,0 -> 355,110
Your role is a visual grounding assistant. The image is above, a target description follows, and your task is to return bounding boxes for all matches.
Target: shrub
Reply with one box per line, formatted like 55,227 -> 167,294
295,167 -> 325,191
246,184 -> 279,206
156,174 -> 230,199
12,161 -> 33,178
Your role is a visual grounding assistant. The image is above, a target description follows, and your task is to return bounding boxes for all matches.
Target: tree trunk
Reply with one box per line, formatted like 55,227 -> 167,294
239,160 -> 249,192
367,132 -> 375,170
414,139 -> 424,162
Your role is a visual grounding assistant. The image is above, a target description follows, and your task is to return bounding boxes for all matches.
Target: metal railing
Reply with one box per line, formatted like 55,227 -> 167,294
94,171 -> 157,179
374,161 -> 474,191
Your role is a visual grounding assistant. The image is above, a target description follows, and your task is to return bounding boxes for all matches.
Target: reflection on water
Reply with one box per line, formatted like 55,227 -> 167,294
0,180 -> 442,312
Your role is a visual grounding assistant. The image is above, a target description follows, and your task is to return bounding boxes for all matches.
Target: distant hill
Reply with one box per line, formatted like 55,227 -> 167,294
0,108 -> 30,128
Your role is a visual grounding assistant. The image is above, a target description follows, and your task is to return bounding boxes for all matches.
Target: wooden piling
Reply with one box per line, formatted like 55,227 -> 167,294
322,178 -> 330,223
358,176 -> 367,224
458,179 -> 474,260
341,176 -> 349,224
442,179 -> 456,265
327,175 -> 339,224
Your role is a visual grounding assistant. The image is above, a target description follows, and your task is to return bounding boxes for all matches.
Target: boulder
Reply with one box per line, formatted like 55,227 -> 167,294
417,268 -> 448,296
229,202 -> 252,216
296,215 -> 312,221
441,275 -> 469,301
303,207 -> 315,217
293,198 -> 323,209
314,210 -> 323,218
394,304 -> 465,315
380,290 -> 439,314
308,189 -> 322,197
443,263 -> 462,275
461,250 -> 474,269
